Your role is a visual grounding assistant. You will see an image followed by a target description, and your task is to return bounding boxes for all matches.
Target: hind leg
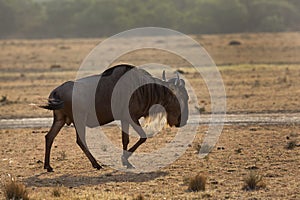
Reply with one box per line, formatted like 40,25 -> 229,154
44,110 -> 65,172
75,130 -> 102,170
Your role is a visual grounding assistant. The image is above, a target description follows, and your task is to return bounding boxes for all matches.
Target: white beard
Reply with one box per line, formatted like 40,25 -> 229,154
140,111 -> 167,138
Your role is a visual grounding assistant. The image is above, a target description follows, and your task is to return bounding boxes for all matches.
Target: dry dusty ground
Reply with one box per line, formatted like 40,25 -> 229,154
0,32 -> 300,199
0,125 -> 299,200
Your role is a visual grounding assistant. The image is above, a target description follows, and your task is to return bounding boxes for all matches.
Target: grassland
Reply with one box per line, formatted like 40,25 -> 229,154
0,32 -> 300,199
1,32 -> 300,118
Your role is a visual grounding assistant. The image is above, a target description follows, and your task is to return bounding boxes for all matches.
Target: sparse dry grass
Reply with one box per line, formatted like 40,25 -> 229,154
286,140 -> 297,150
52,187 -> 61,197
57,150 -> 67,161
132,194 -> 145,200
243,171 -> 266,191
2,175 -> 29,200
0,125 -> 299,199
1,33 -> 300,118
194,143 -> 202,153
188,174 -> 207,192
2,63 -> 300,118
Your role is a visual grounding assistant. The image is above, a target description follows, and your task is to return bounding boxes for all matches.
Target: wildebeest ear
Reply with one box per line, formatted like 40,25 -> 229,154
162,70 -> 166,81
179,79 -> 185,86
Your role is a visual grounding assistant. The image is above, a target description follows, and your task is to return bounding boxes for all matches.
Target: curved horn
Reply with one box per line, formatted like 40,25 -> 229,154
174,72 -> 180,85
162,70 -> 166,81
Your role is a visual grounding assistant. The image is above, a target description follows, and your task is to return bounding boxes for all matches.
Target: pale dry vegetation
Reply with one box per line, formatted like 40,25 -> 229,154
2,175 -> 29,200
1,33 -> 300,118
188,174 -> 207,192
243,171 -> 266,191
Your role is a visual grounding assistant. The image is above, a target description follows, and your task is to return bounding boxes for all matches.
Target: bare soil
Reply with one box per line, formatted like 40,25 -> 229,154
0,125 -> 299,200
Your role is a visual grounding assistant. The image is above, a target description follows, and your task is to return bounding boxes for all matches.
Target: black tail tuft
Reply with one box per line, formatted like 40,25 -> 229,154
39,89 -> 64,110
39,99 -> 64,110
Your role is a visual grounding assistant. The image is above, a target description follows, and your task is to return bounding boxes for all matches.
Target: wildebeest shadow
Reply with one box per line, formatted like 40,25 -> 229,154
25,170 -> 168,188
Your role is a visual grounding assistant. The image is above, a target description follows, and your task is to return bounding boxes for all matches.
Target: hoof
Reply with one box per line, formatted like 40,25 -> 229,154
93,163 -> 103,170
44,166 -> 54,172
121,156 -> 135,169
126,162 -> 135,169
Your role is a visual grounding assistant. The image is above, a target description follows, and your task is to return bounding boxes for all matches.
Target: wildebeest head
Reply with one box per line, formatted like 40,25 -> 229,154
162,71 -> 189,127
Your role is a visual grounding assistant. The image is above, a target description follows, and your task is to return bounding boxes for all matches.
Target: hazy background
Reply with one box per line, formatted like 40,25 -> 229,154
1,0 -> 300,39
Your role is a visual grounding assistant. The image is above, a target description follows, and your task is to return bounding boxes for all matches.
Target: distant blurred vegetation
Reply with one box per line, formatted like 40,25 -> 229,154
0,0 -> 299,39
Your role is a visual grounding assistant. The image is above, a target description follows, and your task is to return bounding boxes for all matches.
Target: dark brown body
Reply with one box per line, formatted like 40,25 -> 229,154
41,64 -> 189,171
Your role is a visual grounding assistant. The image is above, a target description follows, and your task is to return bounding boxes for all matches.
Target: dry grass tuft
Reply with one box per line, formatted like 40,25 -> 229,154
195,106 -> 206,113
132,194 -> 145,200
52,187 -> 61,197
3,175 -> 29,200
188,174 -> 207,192
285,140 -> 297,150
194,143 -> 202,153
57,150 -> 67,161
243,171 -> 266,191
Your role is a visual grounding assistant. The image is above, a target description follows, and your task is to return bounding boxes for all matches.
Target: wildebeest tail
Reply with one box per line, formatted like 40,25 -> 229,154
39,90 -> 64,110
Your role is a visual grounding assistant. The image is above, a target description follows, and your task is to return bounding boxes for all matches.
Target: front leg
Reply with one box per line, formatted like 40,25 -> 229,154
121,151 -> 135,169
121,120 -> 129,151
121,120 -> 134,168
121,120 -> 147,168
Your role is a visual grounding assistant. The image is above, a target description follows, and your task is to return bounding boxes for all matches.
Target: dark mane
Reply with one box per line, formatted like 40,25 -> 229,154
102,64 -> 135,77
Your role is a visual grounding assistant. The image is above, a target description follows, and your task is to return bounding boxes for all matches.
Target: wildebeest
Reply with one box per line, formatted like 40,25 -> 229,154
40,64 -> 189,172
